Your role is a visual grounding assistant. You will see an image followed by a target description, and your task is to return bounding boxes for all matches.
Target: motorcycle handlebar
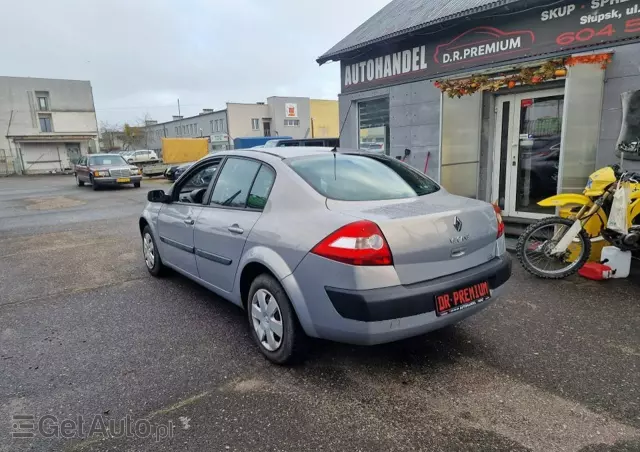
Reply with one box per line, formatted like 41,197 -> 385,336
610,164 -> 640,182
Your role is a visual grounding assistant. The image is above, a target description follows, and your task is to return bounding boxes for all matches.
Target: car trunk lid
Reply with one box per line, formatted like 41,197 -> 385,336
326,190 -> 498,285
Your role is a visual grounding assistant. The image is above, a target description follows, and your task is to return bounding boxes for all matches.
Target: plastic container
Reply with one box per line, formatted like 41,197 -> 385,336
578,262 -> 614,280
601,246 -> 632,279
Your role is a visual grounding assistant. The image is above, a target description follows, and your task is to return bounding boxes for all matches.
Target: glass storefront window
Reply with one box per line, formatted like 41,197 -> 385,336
516,95 -> 563,214
358,98 -> 390,155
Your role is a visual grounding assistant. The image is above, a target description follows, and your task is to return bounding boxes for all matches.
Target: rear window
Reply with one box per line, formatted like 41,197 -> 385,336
287,153 -> 439,201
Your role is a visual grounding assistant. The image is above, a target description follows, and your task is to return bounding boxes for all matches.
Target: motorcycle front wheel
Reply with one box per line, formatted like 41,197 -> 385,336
516,216 -> 592,279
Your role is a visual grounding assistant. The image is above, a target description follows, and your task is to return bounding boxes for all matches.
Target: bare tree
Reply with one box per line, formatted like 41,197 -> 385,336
99,121 -> 124,152
100,113 -> 155,152
135,112 -> 155,149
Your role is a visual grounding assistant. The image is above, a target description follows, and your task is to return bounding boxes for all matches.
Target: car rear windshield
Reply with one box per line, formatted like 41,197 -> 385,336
287,153 -> 439,201
89,155 -> 127,166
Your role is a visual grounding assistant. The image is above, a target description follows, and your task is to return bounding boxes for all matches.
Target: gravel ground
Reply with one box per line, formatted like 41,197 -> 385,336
0,175 -> 639,452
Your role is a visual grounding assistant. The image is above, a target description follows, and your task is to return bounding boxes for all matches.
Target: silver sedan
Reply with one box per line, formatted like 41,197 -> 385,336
139,147 -> 511,364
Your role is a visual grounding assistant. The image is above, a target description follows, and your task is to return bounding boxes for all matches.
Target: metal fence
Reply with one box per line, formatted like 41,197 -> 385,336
0,149 -> 18,176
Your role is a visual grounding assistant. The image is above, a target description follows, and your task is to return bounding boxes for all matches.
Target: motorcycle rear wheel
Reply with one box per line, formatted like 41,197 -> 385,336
516,216 -> 592,279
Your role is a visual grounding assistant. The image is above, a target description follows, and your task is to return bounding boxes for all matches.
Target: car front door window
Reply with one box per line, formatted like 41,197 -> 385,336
176,161 -> 220,204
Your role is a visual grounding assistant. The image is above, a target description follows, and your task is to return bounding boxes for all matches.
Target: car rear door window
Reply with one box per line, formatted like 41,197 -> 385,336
287,153 -> 439,201
209,158 -> 261,208
247,165 -> 275,210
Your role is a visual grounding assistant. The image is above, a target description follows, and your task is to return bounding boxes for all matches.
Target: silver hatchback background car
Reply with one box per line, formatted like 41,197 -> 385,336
139,147 -> 511,364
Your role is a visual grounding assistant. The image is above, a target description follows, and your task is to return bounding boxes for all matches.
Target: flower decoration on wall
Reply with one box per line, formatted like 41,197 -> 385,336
565,53 -> 613,70
433,53 -> 612,98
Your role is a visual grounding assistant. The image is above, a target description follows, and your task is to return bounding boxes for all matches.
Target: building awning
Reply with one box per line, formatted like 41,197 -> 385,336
10,134 -> 97,143
317,0 -> 529,64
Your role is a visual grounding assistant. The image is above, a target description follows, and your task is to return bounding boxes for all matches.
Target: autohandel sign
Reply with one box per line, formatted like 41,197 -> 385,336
341,0 -> 640,92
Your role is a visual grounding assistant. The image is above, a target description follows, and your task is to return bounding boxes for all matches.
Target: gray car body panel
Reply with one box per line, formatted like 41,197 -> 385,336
140,147 -> 510,345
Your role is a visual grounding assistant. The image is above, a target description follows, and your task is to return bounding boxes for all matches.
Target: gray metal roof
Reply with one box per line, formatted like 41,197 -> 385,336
317,0 -> 526,64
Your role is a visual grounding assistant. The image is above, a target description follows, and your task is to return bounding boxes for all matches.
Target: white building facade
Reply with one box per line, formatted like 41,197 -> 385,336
0,77 -> 99,174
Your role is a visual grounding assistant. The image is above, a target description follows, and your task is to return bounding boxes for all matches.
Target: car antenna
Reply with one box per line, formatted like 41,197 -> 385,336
331,101 -> 354,180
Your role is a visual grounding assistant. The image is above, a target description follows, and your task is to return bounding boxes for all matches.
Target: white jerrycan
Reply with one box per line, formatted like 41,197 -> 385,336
601,246 -> 632,279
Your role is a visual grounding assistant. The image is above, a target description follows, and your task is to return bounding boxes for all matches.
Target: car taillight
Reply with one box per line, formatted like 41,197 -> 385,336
493,203 -> 504,238
311,220 -> 393,266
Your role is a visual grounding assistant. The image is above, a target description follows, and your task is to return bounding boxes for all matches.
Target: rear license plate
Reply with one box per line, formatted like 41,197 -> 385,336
116,178 -> 130,183
435,281 -> 491,316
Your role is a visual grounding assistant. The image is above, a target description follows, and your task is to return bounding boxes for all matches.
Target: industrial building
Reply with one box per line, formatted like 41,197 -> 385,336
143,97 -> 339,153
0,76 -> 98,175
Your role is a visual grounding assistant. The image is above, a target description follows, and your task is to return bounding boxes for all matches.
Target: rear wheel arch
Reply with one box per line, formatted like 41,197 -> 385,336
238,252 -> 318,338
240,262 -> 277,310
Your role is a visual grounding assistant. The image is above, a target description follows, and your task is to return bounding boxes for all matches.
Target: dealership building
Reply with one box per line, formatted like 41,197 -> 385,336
318,0 -> 640,223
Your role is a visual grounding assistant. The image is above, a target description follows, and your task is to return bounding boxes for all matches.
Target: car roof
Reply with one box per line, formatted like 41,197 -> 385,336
220,146 -> 354,160
89,153 -> 125,157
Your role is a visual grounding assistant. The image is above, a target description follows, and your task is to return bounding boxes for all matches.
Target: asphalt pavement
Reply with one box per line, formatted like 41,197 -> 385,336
0,175 -> 639,452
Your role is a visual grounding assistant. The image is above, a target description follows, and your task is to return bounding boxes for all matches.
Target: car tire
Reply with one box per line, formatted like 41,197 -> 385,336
142,226 -> 166,277
247,274 -> 306,365
133,182 -> 141,188
90,176 -> 99,191
76,174 -> 85,187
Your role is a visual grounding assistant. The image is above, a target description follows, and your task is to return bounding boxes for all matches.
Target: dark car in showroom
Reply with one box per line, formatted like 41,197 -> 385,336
74,154 -> 142,190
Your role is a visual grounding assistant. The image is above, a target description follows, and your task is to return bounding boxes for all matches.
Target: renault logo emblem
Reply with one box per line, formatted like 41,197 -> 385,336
453,216 -> 463,232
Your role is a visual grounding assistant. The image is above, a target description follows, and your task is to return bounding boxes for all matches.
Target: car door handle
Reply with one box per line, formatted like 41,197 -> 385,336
228,225 -> 244,234
183,218 -> 194,225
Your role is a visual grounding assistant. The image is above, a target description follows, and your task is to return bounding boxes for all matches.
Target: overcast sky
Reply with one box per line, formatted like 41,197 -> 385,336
1,0 -> 390,126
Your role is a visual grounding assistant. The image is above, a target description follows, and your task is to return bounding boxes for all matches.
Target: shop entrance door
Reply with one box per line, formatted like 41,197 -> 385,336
492,88 -> 564,219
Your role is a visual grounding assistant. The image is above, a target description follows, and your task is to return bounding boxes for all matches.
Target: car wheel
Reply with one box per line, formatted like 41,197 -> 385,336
76,174 -> 85,187
142,226 -> 165,277
247,274 -> 306,364
133,182 -> 141,188
90,175 -> 99,191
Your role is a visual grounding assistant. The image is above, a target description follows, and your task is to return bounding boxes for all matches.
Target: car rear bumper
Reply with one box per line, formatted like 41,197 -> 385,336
93,175 -> 142,186
282,254 -> 511,345
325,254 -> 511,322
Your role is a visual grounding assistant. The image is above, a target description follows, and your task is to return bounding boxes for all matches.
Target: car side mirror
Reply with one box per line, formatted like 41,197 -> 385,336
147,189 -> 170,203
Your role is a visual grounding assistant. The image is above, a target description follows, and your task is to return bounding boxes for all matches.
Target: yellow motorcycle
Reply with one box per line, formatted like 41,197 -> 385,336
516,162 -> 640,278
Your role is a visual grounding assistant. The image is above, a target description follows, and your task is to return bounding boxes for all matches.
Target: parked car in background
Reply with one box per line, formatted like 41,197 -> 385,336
263,138 -> 339,148
75,154 -> 142,190
164,161 -> 195,181
125,150 -> 159,164
233,136 -> 292,149
171,162 -> 195,181
139,147 -> 510,364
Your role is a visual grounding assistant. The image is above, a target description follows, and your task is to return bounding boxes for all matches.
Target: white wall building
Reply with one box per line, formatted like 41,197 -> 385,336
0,76 -> 99,174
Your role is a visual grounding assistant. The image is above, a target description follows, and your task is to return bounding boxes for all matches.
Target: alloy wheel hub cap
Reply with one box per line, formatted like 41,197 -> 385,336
251,289 -> 283,352
143,234 -> 154,269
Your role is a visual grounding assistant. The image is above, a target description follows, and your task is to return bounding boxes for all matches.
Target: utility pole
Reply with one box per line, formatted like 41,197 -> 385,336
177,98 -> 182,136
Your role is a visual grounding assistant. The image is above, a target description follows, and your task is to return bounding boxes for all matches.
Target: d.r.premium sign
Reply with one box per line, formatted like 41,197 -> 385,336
341,0 -> 640,93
